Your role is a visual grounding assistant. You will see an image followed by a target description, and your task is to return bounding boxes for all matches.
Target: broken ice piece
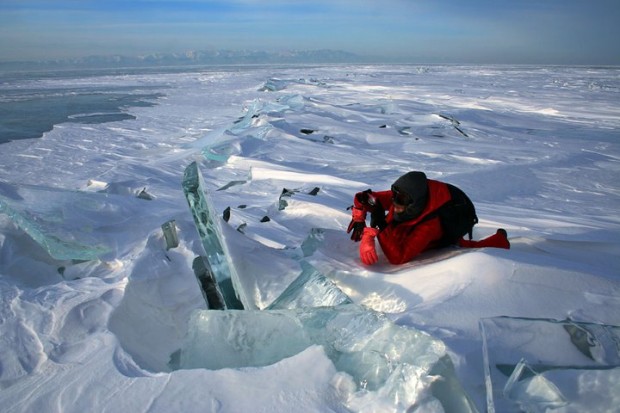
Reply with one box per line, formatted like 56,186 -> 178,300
161,219 -> 179,250
563,323 -> 597,361
279,187 -> 320,210
179,305 -> 477,412
278,188 -> 296,210
217,180 -> 247,191
503,359 -> 568,413
137,187 -> 154,200
267,261 -> 352,310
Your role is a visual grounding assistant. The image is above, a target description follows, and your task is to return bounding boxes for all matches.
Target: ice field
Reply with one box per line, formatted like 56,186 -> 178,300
1,64 -> 619,412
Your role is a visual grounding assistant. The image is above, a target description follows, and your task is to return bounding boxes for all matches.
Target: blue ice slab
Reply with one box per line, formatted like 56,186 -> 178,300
182,161 -> 244,309
179,305 -> 477,412
267,261 -> 352,310
229,99 -> 264,133
260,78 -> 288,91
0,181 -> 158,261
200,96 -> 304,163
276,94 -> 304,112
480,316 -> 620,413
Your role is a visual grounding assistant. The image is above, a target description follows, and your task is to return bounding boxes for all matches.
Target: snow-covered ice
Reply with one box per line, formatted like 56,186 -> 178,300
1,65 -> 619,412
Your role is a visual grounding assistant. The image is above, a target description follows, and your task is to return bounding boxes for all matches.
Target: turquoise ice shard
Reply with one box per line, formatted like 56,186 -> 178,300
0,190 -> 107,261
267,261 -> 352,310
229,99 -> 263,133
179,305 -> 477,412
182,161 -> 244,309
0,181 -> 161,261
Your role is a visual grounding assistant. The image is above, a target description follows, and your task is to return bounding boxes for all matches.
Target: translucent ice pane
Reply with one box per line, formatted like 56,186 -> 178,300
0,181 -> 158,261
179,305 -> 477,412
260,78 -> 288,91
299,228 -> 325,258
480,316 -> 620,413
276,94 -> 304,111
200,97 -> 296,164
229,99 -> 263,133
267,261 -> 352,310
182,161 -> 244,309
180,309 -> 312,369
201,140 -> 238,163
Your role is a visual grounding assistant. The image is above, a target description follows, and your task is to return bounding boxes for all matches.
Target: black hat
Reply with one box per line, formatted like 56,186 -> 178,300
391,171 -> 429,221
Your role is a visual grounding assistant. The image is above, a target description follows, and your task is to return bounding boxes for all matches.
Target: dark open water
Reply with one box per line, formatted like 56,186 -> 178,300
0,68 -> 168,144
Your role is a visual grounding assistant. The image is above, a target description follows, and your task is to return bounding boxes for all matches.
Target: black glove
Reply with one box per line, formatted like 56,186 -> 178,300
347,221 -> 366,241
347,207 -> 366,241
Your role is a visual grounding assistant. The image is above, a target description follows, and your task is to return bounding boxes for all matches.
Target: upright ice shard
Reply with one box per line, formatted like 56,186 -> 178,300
480,316 -> 620,413
179,305 -> 477,412
182,161 -> 244,309
161,219 -> 179,250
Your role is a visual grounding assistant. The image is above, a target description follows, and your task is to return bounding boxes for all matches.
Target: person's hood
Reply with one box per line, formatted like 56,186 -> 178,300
391,171 -> 429,222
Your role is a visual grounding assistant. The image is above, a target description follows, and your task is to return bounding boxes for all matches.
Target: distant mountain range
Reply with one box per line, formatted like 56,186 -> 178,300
0,49 -> 366,70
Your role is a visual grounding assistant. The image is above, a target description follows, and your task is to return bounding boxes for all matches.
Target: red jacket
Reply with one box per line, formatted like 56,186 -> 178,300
368,180 -> 452,264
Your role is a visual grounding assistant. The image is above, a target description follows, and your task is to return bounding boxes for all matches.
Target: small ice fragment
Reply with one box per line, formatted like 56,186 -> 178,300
503,359 -> 568,413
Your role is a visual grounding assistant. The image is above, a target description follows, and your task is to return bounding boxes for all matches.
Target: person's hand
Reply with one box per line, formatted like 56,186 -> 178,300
353,189 -> 386,230
360,227 -> 379,265
354,190 -> 373,208
369,202 -> 386,230
347,207 -> 366,241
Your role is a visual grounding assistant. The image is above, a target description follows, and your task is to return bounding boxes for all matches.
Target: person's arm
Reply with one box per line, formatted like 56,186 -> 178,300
348,189 -> 392,240
370,190 -> 392,210
377,217 -> 442,264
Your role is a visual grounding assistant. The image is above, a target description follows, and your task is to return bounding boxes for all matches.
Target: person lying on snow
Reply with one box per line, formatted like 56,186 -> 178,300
347,171 -> 510,265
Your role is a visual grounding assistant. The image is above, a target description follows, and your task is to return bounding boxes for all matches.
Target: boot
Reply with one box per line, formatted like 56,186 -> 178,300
459,229 -> 510,249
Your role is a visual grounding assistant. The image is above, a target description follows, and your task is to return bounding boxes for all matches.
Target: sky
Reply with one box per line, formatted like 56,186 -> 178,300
1,0 -> 619,65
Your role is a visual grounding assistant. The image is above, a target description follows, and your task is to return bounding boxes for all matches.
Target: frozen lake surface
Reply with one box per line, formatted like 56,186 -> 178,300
1,64 -> 619,412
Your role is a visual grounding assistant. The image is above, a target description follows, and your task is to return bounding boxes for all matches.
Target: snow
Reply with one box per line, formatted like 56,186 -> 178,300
1,64 -> 619,412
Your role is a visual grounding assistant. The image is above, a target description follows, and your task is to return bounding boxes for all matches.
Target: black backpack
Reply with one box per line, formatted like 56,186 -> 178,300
432,184 -> 478,247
